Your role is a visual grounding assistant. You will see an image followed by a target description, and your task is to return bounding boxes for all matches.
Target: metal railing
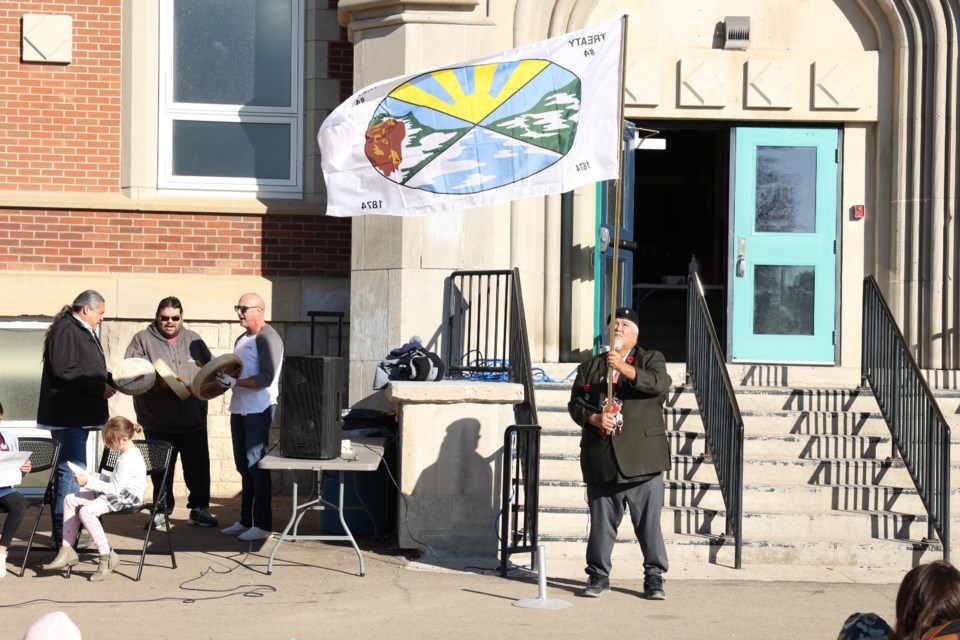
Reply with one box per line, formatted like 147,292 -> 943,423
499,424 -> 541,576
445,268 -> 538,426
861,275 -> 951,560
685,272 -> 744,568
445,268 -> 540,574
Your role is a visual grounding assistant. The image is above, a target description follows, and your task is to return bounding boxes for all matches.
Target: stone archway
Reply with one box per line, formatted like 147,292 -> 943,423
511,0 -> 959,368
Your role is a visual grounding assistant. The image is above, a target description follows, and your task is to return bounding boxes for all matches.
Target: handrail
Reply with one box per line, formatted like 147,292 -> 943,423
445,268 -> 538,426
685,272 -> 744,568
445,268 -> 540,574
861,275 -> 951,560
499,424 -> 541,576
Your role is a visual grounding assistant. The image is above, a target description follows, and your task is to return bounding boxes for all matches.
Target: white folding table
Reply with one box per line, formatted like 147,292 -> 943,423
258,437 -> 385,576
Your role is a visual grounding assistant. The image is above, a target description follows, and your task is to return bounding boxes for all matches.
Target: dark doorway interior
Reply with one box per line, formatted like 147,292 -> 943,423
629,123 -> 729,361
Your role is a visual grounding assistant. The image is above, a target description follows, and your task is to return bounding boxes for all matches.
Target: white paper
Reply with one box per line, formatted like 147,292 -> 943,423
67,461 -> 87,476
0,451 -> 32,487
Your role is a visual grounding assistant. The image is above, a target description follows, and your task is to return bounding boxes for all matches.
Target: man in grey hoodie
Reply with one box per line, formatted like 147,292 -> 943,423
125,296 -> 218,529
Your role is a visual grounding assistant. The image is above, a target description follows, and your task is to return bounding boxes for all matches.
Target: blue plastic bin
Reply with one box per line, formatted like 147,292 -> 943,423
320,409 -> 398,536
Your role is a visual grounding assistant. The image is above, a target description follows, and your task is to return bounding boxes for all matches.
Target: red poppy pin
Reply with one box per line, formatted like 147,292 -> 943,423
626,356 -> 634,364
583,384 -> 590,392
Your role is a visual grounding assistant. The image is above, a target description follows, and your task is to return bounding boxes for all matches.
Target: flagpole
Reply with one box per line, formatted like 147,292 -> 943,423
606,14 -> 629,405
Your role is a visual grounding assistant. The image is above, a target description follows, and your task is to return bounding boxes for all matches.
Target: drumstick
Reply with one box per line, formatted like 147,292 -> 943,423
115,374 -> 146,389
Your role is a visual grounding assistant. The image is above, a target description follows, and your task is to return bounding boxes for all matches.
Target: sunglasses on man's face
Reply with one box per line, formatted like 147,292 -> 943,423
234,305 -> 262,314
159,315 -> 181,322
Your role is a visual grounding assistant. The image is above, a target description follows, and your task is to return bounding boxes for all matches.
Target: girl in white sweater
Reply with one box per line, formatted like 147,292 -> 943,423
42,416 -> 147,581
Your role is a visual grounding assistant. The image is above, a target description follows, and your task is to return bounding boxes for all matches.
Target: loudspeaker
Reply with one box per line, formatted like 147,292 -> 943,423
280,356 -> 344,459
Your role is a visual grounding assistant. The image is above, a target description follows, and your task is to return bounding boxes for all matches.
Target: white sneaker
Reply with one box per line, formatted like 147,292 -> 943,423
0,551 -> 7,578
220,522 -> 249,535
237,526 -> 272,541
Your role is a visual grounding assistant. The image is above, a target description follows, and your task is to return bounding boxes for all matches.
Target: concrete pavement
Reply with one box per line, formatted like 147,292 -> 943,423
4,498 -> 903,640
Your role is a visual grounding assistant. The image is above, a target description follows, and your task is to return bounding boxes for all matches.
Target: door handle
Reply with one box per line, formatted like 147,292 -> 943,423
599,227 -> 611,253
736,236 -> 746,278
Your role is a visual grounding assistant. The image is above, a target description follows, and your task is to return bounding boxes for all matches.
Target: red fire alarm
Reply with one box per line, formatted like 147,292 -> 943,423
853,205 -> 865,219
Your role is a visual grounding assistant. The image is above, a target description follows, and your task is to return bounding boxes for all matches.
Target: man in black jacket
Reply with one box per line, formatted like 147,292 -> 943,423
125,297 -> 218,529
568,307 -> 672,600
37,290 -> 117,544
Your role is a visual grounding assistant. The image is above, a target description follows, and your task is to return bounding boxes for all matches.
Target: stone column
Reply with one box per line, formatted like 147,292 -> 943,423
336,1 -> 511,406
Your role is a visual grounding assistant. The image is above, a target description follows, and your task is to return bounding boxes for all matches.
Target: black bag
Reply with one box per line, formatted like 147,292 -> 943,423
373,337 -> 445,390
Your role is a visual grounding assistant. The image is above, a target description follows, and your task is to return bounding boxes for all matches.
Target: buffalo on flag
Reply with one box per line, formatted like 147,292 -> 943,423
318,15 -> 625,217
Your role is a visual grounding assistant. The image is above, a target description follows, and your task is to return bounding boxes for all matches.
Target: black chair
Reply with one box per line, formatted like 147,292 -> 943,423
5,437 -> 60,577
68,439 -> 176,581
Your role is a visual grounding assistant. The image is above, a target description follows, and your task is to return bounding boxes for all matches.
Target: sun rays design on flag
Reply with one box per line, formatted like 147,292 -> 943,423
364,59 -> 582,195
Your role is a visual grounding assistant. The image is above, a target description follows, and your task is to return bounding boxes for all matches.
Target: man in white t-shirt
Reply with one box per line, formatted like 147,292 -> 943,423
216,293 -> 283,542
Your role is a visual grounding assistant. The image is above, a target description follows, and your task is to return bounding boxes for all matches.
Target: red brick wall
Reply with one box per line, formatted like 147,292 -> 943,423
328,0 -> 354,103
0,209 -> 351,277
0,2 -> 122,190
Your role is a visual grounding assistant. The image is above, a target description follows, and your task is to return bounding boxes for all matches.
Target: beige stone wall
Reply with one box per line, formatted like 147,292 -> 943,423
105,320 -> 252,500
11,286 -> 349,502
385,380 -> 524,555
338,0 -> 889,387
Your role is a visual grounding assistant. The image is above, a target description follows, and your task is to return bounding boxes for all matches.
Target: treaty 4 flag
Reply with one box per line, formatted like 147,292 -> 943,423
317,15 -> 625,217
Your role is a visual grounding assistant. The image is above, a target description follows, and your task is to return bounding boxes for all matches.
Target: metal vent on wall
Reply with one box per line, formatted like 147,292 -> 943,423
724,16 -> 750,50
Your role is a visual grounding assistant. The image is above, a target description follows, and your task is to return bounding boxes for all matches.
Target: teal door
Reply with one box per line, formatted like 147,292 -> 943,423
730,127 -> 839,363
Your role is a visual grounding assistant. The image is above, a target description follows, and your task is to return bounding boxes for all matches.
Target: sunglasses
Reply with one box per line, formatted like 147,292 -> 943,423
159,315 -> 181,322
234,305 -> 262,314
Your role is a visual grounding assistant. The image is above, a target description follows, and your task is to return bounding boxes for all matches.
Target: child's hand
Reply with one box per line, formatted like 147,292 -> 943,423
20,460 -> 31,474
75,473 -> 88,486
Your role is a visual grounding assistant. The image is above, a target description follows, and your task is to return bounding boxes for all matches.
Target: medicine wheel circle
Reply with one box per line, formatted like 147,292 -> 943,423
363,59 -> 582,195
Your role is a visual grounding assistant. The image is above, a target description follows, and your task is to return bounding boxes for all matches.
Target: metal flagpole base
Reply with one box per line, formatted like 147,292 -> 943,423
513,597 -> 573,610
512,545 -> 572,610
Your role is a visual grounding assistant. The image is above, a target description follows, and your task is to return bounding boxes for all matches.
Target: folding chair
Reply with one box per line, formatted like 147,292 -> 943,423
68,439 -> 176,581
6,437 -> 60,577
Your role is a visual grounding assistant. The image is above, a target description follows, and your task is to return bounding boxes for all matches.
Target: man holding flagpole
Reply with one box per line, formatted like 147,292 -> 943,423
568,307 -> 672,600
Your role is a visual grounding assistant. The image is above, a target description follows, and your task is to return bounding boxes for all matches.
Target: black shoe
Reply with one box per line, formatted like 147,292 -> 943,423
581,575 -> 610,598
643,574 -> 666,600
188,508 -> 219,527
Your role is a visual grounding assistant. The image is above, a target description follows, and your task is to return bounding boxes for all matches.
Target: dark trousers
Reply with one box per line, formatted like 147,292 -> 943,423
230,406 -> 274,530
585,473 -> 668,579
0,491 -> 27,548
142,427 -> 212,512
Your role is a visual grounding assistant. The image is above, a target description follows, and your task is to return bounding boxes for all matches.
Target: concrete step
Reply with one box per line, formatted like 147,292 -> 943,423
533,535 -> 945,574
536,383 -> 701,410
539,479 -> 946,513
541,453 -> 924,488
538,383 -> 883,414
539,505 -> 937,541
538,362 -> 960,392
540,429 -> 907,460
531,363 -> 954,573
539,404 -> 894,435
536,405 -> 706,431
732,388 -> 879,412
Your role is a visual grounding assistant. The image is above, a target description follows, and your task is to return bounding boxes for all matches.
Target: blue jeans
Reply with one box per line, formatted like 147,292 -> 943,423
50,428 -> 93,541
230,406 -> 275,531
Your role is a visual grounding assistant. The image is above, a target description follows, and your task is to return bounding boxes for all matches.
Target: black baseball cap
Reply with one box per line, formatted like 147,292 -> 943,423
607,306 -> 640,326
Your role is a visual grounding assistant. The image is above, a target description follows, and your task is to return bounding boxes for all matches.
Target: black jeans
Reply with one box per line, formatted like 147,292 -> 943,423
0,490 -> 27,548
142,427 -> 212,512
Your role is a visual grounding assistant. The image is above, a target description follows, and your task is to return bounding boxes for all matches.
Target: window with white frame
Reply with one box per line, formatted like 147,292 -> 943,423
159,0 -> 303,196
